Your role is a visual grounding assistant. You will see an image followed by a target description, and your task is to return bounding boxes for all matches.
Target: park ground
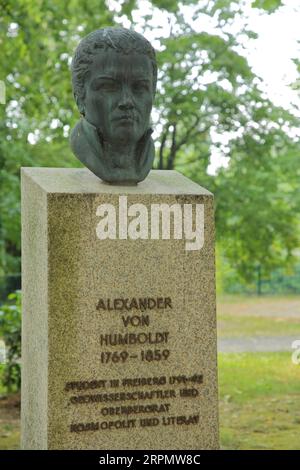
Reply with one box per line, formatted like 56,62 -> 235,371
0,295 -> 299,450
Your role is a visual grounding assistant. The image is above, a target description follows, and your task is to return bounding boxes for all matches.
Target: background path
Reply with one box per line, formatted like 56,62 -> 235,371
218,335 -> 299,353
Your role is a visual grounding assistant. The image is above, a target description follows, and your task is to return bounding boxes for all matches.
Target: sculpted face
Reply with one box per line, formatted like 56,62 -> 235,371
83,49 -> 153,144
70,28 -> 157,184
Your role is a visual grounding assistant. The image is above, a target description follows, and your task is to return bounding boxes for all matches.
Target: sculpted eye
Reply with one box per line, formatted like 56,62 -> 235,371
133,81 -> 149,92
92,79 -> 119,92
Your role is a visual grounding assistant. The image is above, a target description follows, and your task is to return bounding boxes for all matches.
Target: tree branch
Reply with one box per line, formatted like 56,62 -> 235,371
175,117 -> 203,150
158,124 -> 169,169
167,123 -> 177,170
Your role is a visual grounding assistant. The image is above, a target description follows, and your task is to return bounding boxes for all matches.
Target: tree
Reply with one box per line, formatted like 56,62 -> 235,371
214,121 -> 300,283
1,0 -> 299,288
0,0 -> 114,276
127,1 -> 300,284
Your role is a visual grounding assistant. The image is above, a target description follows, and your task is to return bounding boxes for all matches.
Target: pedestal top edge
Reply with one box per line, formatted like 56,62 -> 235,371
21,167 -> 213,196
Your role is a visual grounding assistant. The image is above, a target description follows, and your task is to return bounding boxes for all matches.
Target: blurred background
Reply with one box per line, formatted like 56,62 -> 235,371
0,0 -> 299,449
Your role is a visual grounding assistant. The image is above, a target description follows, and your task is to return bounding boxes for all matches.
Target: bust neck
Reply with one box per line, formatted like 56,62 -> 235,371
71,117 -> 155,184
101,137 -> 136,170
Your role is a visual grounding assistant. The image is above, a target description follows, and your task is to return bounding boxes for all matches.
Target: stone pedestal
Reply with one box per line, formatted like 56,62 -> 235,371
21,167 -> 218,450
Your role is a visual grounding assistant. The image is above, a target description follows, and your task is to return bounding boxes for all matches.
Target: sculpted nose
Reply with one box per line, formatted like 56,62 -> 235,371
118,87 -> 134,110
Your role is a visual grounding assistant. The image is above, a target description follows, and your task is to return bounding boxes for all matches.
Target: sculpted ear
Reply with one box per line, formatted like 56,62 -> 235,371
74,92 -> 85,116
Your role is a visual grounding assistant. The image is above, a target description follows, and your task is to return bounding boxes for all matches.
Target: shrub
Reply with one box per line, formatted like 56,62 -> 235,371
0,291 -> 21,392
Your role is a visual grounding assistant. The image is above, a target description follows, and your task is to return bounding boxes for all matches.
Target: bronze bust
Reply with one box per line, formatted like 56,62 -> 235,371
70,28 -> 157,184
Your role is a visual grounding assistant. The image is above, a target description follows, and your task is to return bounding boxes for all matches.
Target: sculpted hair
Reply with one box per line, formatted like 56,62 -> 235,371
71,27 -> 157,115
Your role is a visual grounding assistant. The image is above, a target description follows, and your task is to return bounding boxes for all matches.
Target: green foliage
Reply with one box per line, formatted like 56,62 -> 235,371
0,0 -> 114,274
153,27 -> 257,171
0,0 -> 299,287
215,126 -> 300,282
251,0 -> 283,14
0,291 -> 21,392
220,260 -> 300,295
146,0 -> 300,284
151,0 -> 178,12
120,0 -> 138,19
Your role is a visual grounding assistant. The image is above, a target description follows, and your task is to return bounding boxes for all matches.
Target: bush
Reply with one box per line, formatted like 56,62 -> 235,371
0,291 -> 21,393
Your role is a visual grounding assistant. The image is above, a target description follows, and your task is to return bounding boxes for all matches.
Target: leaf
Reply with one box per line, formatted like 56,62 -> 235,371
251,0 -> 283,13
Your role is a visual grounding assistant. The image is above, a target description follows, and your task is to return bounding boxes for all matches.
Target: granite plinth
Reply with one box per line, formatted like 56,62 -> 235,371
21,168 -> 218,450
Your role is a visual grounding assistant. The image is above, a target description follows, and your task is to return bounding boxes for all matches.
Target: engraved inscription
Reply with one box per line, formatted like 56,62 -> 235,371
64,293 -> 204,433
96,297 -> 173,312
65,373 -> 204,432
100,332 -> 169,347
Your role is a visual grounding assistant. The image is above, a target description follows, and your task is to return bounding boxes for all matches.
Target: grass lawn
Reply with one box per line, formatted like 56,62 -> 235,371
1,352 -> 299,449
219,352 -> 300,449
217,295 -> 300,337
218,314 -> 300,338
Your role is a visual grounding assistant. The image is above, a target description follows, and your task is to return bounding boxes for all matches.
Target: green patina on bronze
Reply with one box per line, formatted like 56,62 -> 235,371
70,28 -> 157,185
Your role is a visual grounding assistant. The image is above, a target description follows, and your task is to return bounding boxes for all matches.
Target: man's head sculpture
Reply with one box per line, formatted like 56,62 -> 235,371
70,27 -> 157,184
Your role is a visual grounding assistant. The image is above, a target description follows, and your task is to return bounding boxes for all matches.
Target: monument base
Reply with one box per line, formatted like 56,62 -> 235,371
21,168 -> 218,450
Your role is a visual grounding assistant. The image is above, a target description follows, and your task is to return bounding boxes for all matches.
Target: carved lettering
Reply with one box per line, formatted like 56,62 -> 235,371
96,297 -> 173,312
100,331 -> 169,346
162,415 -> 199,426
69,388 -> 176,405
101,403 -> 171,416
70,419 -> 136,432
121,315 -> 150,327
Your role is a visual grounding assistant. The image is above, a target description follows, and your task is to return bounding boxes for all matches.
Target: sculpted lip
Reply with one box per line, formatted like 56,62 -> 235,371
114,115 -> 136,122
